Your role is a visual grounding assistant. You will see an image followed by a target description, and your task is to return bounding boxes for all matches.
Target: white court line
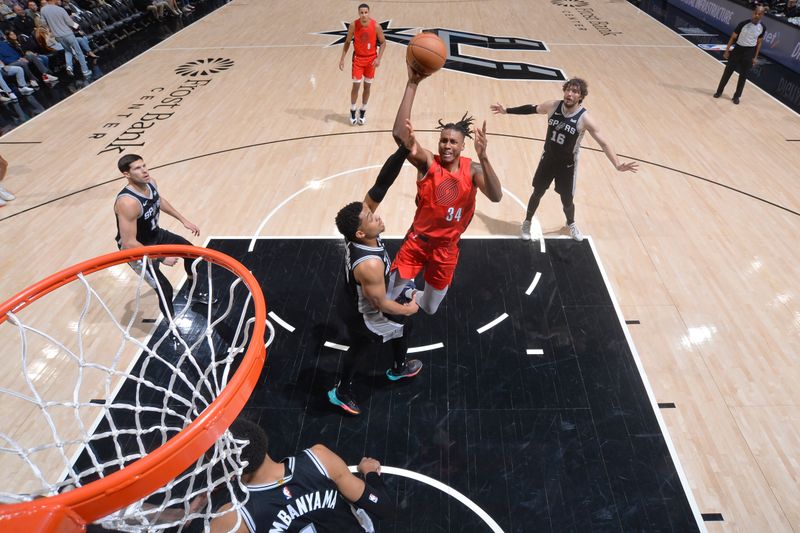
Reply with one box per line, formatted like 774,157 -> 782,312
525,272 -> 542,295
549,42 -> 694,48
324,341 -> 349,351
268,311 -> 295,333
476,313 -> 508,334
526,349 -> 544,355
248,163 -> 406,251
153,44 -> 323,51
407,342 -> 444,353
503,187 -> 546,253
587,236 -> 707,531
347,465 -> 503,533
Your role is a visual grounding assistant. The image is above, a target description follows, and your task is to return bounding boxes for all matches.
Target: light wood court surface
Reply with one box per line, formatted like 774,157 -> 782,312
1,0 -> 799,529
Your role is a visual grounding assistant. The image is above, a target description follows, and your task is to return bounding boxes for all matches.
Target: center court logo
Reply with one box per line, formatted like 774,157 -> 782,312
90,59 -> 236,155
175,57 -> 235,77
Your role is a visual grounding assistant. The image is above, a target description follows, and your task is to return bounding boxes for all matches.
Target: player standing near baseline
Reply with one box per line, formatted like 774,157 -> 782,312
338,3 -> 386,126
387,66 -> 504,315
114,154 -> 206,318
491,78 -> 638,242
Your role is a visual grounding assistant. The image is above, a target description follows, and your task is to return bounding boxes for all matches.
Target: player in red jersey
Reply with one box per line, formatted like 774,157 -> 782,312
387,66 -> 504,314
338,3 -> 386,126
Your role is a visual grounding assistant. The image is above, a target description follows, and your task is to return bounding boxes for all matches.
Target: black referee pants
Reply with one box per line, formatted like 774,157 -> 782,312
716,46 -> 756,99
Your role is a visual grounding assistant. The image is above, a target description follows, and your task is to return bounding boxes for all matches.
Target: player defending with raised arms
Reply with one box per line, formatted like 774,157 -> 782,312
338,3 -> 386,126
209,418 -> 394,532
329,145 -> 422,416
388,66 -> 503,315
491,78 -> 638,242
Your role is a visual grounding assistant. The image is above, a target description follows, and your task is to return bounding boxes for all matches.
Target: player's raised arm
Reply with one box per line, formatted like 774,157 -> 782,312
472,120 -> 503,202
364,145 -> 411,213
491,100 -> 559,116
392,65 -> 433,172
583,114 -> 639,173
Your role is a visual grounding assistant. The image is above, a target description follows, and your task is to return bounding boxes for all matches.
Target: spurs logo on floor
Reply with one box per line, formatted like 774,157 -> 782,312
175,58 -> 235,77
318,23 -> 567,81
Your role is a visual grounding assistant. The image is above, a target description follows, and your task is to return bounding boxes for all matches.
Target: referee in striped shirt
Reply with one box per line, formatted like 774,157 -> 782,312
714,5 -> 766,104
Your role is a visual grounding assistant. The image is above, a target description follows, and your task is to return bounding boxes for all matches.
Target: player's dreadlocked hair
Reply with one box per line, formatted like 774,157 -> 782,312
335,201 -> 363,242
436,112 -> 474,139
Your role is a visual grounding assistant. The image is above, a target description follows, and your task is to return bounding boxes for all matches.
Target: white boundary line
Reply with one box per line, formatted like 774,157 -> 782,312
476,313 -> 509,334
525,272 -> 542,295
267,311 -> 295,333
248,163 -> 393,251
407,342 -> 444,353
347,465 -> 503,532
587,236 -> 707,531
324,341 -> 349,351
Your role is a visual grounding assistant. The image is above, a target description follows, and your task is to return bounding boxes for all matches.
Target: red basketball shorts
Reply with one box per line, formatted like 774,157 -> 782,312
352,55 -> 376,82
391,233 -> 460,291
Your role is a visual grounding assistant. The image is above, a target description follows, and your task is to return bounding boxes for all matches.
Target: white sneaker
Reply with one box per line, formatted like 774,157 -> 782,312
357,110 -> 366,125
42,74 -> 59,84
568,222 -> 584,242
520,220 -> 531,241
29,79 -> 39,88
19,86 -> 34,95
0,185 -> 16,201
349,110 -> 357,125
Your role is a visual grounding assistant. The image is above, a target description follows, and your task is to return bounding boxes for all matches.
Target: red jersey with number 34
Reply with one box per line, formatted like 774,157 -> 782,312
411,155 -> 477,242
353,18 -> 378,58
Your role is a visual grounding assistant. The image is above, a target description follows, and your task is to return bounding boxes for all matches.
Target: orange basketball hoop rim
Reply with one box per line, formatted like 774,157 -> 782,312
0,245 -> 267,532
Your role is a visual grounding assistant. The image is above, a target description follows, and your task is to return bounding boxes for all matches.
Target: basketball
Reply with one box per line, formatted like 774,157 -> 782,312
406,33 -> 447,76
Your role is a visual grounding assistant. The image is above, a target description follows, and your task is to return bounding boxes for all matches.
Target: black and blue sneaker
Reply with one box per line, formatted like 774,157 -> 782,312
395,280 -> 417,304
328,386 -> 361,415
386,359 -> 423,381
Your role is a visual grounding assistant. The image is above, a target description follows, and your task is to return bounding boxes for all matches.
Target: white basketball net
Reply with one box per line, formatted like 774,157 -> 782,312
0,254 -> 273,531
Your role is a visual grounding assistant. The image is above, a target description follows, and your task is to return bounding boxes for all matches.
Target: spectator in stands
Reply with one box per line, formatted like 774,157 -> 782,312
0,72 -> 19,102
785,0 -> 799,17
40,0 -> 90,79
0,59 -> 35,94
60,0 -> 82,14
33,23 -> 95,58
0,3 -> 14,23
0,154 -> 15,208
713,5 -> 766,104
26,1 -> 41,26
133,0 -> 164,20
3,30 -> 57,82
11,5 -> 34,35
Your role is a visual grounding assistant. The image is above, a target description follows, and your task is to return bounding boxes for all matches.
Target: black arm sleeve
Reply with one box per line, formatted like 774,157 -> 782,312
367,145 -> 411,203
353,472 -> 394,519
505,104 -> 538,115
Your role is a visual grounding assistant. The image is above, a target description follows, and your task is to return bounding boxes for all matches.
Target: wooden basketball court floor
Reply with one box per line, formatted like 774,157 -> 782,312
1,0 -> 799,531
